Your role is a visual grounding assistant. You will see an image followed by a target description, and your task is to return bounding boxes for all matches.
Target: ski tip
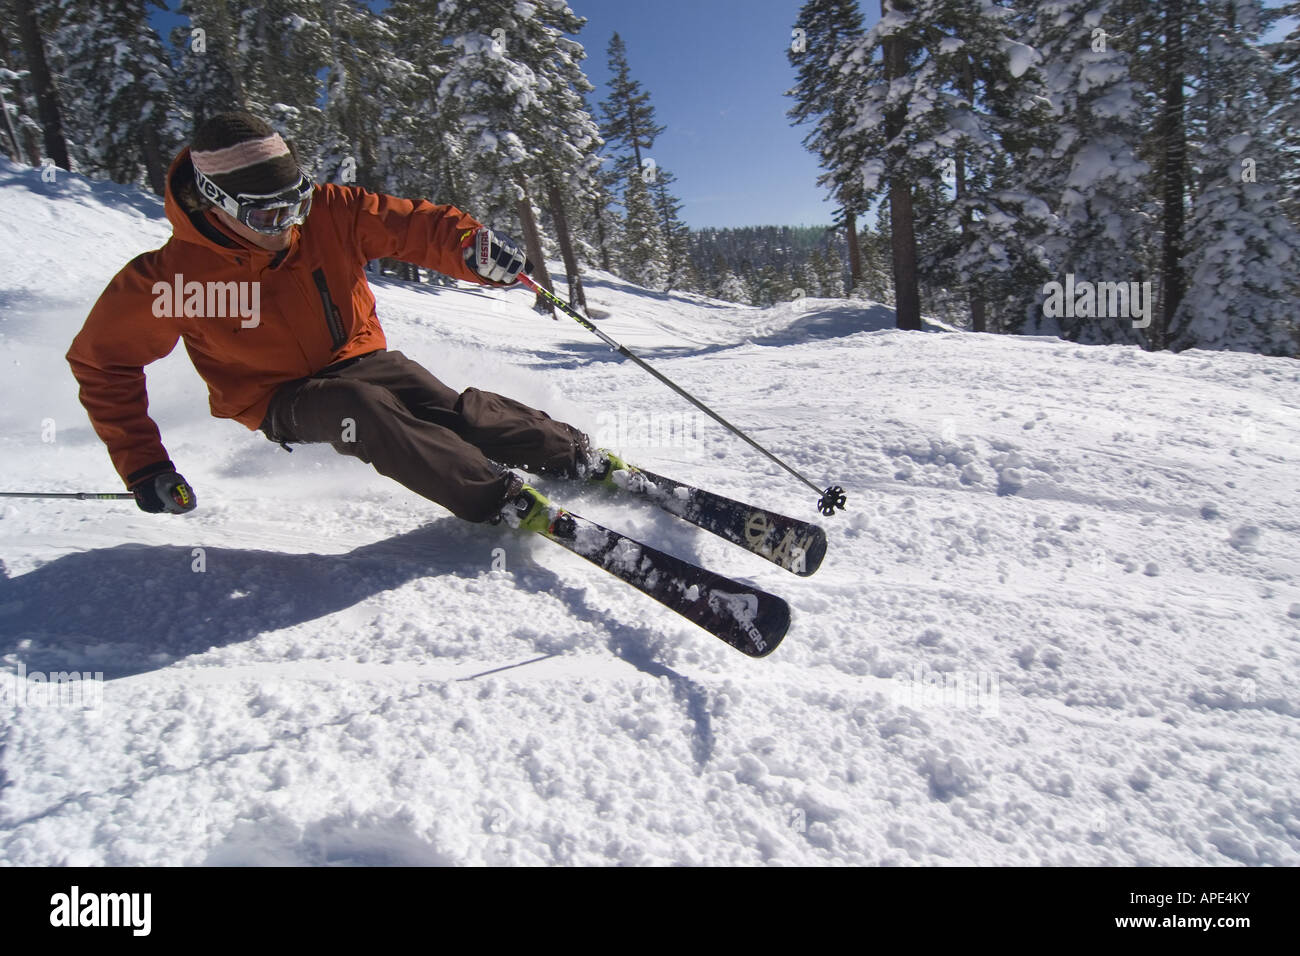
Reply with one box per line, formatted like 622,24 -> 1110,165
741,597 -> 791,658
792,525 -> 828,577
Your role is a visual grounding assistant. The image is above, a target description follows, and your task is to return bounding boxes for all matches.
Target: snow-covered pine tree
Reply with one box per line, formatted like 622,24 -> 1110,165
804,247 -> 828,298
908,0 -> 1054,335
650,163 -> 690,291
0,3 -> 47,164
599,31 -> 677,291
619,163 -> 668,290
717,269 -> 748,304
8,0 -> 69,169
698,246 -> 731,298
382,0 -> 463,213
1268,1 -> 1300,228
434,0 -> 604,313
818,239 -> 849,297
315,0 -> 416,192
51,0 -> 183,194
570,88 -> 623,275
1169,0 -> 1300,355
1153,0 -> 1190,350
169,0 -> 246,130
176,0 -> 331,167
834,1 -> 947,330
579,150 -> 622,275
1020,0 -> 1155,344
786,0 -> 866,294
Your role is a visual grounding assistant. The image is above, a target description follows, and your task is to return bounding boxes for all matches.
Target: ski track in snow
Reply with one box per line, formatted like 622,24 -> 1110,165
1,160 -> 1298,866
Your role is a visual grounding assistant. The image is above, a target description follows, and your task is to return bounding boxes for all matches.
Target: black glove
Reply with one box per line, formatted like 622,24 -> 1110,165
129,462 -> 197,514
462,227 -> 532,284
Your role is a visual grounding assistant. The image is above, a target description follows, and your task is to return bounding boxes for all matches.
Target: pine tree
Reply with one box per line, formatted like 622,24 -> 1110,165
435,0 -> 604,311
175,1 -> 331,163
717,270 -> 748,303
573,88 -> 621,274
914,1 -> 1054,334
1169,0 -> 1300,354
533,26 -> 605,312
10,0 -> 69,169
818,239 -> 848,297
804,247 -> 827,298
786,0 -> 866,292
1154,0 -> 1189,350
599,31 -> 683,290
1020,0 -> 1156,343
620,166 -> 667,290
52,0 -> 182,193
0,3 -> 46,164
316,0 -> 415,191
834,1 -> 946,329
1269,1 -> 1300,228
170,0 -> 246,130
383,0 -> 460,209
599,32 -> 661,184
650,163 -> 689,290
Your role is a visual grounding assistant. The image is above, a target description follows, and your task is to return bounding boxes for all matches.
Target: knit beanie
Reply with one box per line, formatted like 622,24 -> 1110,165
190,112 -> 300,198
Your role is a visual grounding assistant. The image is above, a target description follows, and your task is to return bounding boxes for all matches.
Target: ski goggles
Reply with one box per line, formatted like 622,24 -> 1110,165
194,167 -> 314,235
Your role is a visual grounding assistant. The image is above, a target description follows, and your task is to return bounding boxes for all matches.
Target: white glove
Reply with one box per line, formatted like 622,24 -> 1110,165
462,227 -> 531,284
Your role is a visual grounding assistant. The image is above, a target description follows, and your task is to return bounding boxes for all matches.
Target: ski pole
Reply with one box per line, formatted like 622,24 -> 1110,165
516,273 -> 846,517
0,491 -> 134,499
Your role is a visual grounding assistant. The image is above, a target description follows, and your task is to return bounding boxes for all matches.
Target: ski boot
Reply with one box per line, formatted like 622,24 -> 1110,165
585,447 -> 635,488
498,479 -> 555,534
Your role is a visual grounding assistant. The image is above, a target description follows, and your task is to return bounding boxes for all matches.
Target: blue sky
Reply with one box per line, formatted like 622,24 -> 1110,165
570,0 -> 860,229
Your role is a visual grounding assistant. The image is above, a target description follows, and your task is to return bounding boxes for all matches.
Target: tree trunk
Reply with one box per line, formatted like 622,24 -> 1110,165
14,0 -> 70,170
845,211 -> 862,295
141,122 -> 167,196
883,1 -> 922,331
1158,0 -> 1186,351
0,86 -> 24,163
957,54 -> 985,333
515,178 -> 556,317
592,197 -> 612,272
545,174 -> 587,311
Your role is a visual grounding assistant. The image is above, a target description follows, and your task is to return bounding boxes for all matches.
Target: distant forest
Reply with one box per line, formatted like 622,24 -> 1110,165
684,224 -> 891,309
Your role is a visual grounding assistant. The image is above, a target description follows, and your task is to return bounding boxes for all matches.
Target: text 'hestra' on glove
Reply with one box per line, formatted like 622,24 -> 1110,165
461,227 -> 532,285
129,461 -> 198,514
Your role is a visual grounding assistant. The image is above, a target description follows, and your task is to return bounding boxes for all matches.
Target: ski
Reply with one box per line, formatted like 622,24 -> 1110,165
598,462 -> 828,576
518,500 -> 789,658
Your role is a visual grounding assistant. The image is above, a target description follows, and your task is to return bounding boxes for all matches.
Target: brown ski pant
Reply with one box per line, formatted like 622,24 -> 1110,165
260,349 -> 587,521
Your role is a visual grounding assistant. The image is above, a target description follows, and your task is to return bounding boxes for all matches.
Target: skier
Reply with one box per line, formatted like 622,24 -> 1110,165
67,111 -> 617,527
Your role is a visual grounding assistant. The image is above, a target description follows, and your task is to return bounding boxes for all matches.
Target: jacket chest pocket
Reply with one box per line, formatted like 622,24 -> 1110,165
310,268 -> 347,351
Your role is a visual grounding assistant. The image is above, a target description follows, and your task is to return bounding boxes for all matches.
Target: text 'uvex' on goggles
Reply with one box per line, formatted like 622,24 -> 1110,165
194,167 -> 314,235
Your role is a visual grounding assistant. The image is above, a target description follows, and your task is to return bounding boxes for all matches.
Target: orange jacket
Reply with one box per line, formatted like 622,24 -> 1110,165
67,148 -> 489,486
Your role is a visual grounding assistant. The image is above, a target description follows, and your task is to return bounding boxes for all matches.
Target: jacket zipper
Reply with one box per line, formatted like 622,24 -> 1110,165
311,268 -> 347,351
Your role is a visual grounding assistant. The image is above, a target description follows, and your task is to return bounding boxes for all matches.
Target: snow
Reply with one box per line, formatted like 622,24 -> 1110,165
1005,41 -> 1039,79
2,160 -> 1300,865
